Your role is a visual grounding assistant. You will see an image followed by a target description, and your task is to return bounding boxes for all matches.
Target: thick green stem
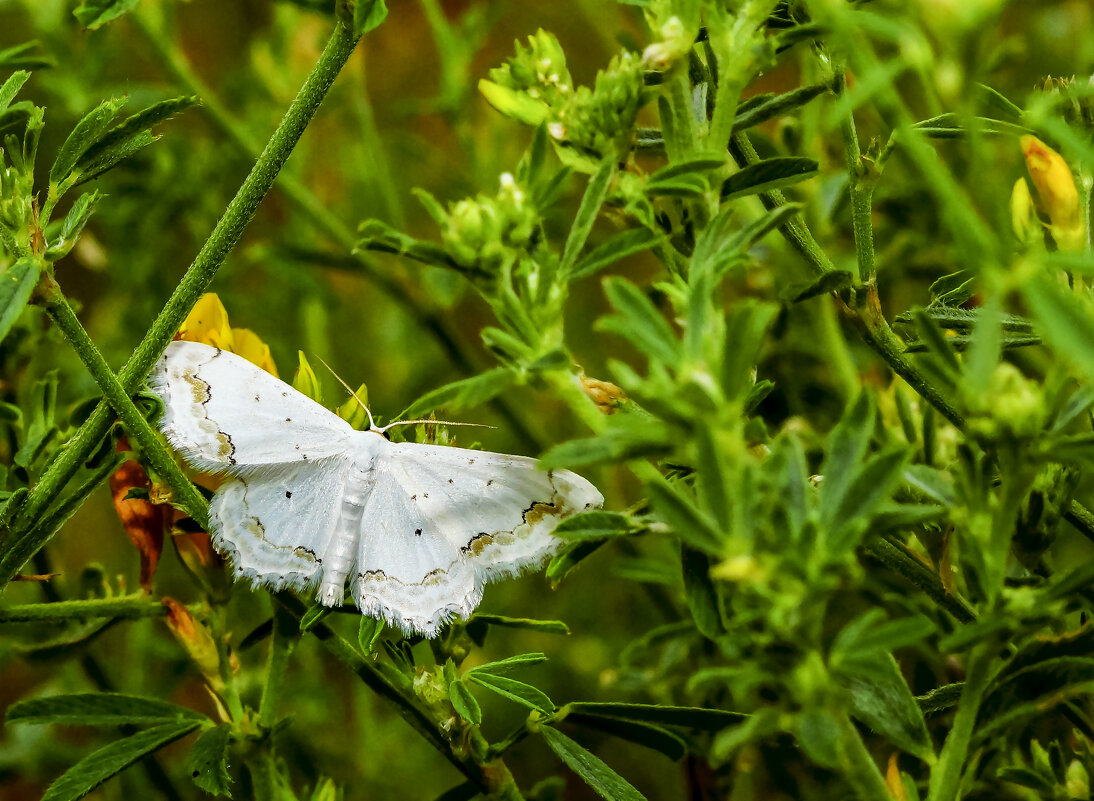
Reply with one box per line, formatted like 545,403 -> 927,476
40,279 -> 209,528
927,643 -> 992,801
2,20 -> 362,587
0,596 -> 183,622
838,74 -> 877,285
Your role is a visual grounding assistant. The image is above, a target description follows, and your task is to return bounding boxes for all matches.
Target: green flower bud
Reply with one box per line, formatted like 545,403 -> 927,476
436,173 -> 538,271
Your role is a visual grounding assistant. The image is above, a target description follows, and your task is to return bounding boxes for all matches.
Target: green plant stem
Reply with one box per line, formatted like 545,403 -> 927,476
258,605 -> 299,729
274,593 -> 500,795
928,643 -> 992,801
0,596 -> 180,622
862,538 -> 975,623
728,133 -> 836,274
2,20 -> 362,588
837,72 -> 877,285
39,278 -> 209,528
132,9 -> 541,451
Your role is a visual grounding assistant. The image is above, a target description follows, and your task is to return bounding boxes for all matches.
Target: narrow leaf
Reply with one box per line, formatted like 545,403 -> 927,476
571,228 -> 661,281
1023,273 -> 1094,381
468,615 -> 570,636
0,71 -> 30,115
6,692 -> 207,727
560,160 -> 616,275
721,157 -> 818,202
566,713 -> 687,761
598,277 -> 678,365
540,725 -> 647,801
41,720 -> 202,801
552,510 -> 634,541
646,475 -> 724,556
0,258 -> 42,346
780,270 -> 853,303
467,652 -> 547,677
50,97 -> 124,183
566,702 -> 746,731
449,680 -> 482,725
466,673 -> 553,713
399,367 -> 517,420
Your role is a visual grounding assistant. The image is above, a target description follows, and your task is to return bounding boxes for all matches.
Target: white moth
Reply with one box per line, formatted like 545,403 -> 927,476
151,340 -> 603,637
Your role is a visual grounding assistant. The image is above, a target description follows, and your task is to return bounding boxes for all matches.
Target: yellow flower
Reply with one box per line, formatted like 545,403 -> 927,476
178,293 -> 279,376
1020,135 -> 1085,251
1010,178 -> 1040,246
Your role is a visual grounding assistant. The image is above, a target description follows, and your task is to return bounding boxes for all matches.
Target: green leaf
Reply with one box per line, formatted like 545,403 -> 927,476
540,416 -> 671,469
46,191 -> 101,262
467,652 -> 548,676
540,725 -> 647,801
6,692 -> 208,726
357,616 -> 384,654
478,80 -> 551,126
184,723 -> 232,798
681,546 -> 723,640
1023,273 -> 1094,381
566,702 -> 746,731
552,510 -> 634,541
73,0 -> 142,29
646,474 -> 724,556
41,720 -> 202,801
826,446 -> 910,554
398,366 -> 518,420
732,84 -> 828,133
0,257 -> 42,346
598,277 -> 679,366
571,228 -> 661,281
298,604 -> 332,633
466,673 -> 553,713
694,204 -> 803,279
721,157 -> 818,202
648,156 -> 726,183
449,679 -> 482,725
50,97 -> 125,183
566,712 -> 687,761
560,160 -> 616,276
74,130 -> 157,185
467,615 -> 570,636
352,0 -> 388,35
0,42 -> 54,71
0,71 -> 30,115
818,392 -> 876,524
779,270 -> 854,303
547,540 -> 605,586
796,709 -> 841,769
720,301 -> 777,402
912,113 -> 1029,138
842,655 -> 934,762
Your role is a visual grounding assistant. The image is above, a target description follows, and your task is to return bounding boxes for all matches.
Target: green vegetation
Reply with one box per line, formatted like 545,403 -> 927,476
3,1 -> 1094,799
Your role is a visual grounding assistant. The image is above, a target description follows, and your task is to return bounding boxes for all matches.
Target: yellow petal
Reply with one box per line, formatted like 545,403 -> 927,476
230,327 -> 279,378
178,293 -> 234,349
1021,135 -> 1085,251
1010,178 -> 1041,246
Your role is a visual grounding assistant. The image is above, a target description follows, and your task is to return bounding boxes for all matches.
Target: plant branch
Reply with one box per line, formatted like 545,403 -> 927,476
274,593 -> 500,795
2,19 -> 363,588
0,595 -> 182,623
39,278 -> 209,528
927,643 -> 992,801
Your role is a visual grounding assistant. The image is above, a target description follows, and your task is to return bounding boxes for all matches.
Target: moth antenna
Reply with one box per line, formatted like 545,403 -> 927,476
314,354 -> 377,430
378,419 -> 497,433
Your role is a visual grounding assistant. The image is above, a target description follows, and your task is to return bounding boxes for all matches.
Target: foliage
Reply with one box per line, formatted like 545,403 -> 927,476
2,1 -> 1094,800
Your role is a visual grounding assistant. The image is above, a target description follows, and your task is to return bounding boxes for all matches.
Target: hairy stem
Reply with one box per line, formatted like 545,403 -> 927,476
39,278 -> 209,528
2,20 -> 362,587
